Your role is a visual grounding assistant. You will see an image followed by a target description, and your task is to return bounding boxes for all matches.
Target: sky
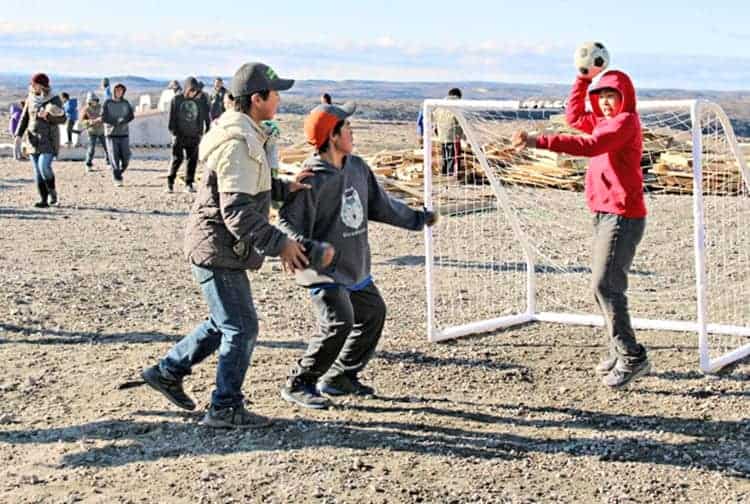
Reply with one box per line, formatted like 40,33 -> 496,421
1,0 -> 749,90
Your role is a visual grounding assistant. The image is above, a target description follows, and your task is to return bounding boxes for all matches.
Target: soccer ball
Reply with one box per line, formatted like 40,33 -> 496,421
574,42 -> 609,78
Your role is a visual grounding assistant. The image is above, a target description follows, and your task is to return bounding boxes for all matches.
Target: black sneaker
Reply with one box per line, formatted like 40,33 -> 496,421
33,201 -> 49,208
281,378 -> 331,409
200,404 -> 272,429
602,358 -> 652,388
141,365 -> 196,411
48,190 -> 58,206
318,375 -> 376,397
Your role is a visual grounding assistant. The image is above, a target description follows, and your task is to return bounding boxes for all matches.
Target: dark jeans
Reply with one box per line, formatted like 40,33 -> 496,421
66,119 -> 75,144
160,265 -> 259,409
591,212 -> 647,363
168,136 -> 200,186
85,134 -> 109,166
291,283 -> 387,383
440,141 -> 461,175
106,136 -> 131,181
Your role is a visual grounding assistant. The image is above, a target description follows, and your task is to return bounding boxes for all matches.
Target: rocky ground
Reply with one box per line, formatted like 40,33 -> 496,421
1,124 -> 749,503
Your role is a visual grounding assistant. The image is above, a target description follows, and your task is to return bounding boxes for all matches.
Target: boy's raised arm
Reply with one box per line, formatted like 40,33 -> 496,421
566,76 -> 597,134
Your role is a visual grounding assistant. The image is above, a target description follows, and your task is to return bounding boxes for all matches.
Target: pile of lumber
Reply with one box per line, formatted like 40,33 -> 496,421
275,130 -> 747,200
649,150 -> 744,195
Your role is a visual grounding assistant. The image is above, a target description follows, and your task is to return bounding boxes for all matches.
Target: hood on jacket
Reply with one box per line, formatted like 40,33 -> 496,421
113,82 -> 127,96
302,155 -> 341,174
184,76 -> 200,93
589,70 -> 636,117
199,110 -> 254,163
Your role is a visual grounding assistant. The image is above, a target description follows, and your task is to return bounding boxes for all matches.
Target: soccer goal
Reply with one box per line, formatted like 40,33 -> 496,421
422,98 -> 750,373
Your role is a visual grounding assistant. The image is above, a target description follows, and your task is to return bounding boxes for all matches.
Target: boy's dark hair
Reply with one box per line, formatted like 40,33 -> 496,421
317,119 -> 347,154
233,90 -> 270,114
448,88 -> 462,99
61,92 -> 70,100
321,93 -> 332,104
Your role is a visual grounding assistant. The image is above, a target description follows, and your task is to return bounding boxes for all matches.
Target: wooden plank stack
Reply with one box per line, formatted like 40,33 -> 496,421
275,129 -> 747,200
649,150 -> 744,195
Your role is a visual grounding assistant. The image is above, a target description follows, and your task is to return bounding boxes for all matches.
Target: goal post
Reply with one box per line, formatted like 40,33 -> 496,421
422,98 -> 750,374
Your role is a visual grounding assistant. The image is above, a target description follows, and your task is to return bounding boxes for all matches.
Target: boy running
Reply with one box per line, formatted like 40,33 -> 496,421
278,102 -> 438,409
141,62 -> 331,428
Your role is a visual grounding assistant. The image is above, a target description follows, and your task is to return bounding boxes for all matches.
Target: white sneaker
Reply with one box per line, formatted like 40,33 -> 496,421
165,185 -> 174,193
184,184 -> 196,193
114,180 -> 124,187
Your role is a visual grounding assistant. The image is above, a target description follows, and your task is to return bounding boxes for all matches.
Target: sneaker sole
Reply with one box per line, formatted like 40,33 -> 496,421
316,384 -> 348,397
280,389 -> 330,410
141,369 -> 196,411
605,361 -> 652,389
200,415 -> 272,429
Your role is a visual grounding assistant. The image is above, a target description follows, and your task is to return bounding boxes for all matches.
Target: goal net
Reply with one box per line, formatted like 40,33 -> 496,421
422,98 -> 750,373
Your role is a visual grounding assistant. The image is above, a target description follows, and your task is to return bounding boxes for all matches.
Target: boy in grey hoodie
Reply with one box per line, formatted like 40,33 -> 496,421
278,102 -> 438,409
102,83 -> 135,186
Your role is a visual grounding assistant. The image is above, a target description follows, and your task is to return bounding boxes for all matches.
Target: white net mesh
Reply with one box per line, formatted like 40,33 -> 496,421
425,100 -> 750,368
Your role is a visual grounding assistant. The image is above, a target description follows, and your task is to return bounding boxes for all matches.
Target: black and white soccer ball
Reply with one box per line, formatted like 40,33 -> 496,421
574,42 -> 609,78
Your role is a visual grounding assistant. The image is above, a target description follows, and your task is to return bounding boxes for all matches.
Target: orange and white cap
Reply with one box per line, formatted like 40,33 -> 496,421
304,102 -> 356,149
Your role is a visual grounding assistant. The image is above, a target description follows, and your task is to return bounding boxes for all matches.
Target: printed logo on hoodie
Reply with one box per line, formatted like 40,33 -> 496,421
341,187 -> 364,231
180,100 -> 199,122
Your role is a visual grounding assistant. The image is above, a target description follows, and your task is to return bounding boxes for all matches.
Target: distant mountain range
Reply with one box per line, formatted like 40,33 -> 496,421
2,73 -> 748,137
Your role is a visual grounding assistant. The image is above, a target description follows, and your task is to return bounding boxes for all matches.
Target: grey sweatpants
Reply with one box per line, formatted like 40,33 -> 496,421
291,283 -> 386,383
591,212 -> 647,363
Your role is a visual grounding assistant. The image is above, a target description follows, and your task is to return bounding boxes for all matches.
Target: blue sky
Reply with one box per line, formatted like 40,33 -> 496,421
2,0 -> 749,90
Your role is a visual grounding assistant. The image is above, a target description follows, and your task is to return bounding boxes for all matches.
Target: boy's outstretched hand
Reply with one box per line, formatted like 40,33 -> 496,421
279,238 -> 309,272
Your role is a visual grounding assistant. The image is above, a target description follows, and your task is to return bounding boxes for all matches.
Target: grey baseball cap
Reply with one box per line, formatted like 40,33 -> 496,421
231,62 -> 294,97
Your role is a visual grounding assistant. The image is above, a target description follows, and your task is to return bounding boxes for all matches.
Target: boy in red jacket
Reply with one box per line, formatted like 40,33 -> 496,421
513,69 -> 650,388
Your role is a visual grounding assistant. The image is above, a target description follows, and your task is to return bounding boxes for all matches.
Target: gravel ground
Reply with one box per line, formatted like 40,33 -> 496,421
1,142 -> 750,503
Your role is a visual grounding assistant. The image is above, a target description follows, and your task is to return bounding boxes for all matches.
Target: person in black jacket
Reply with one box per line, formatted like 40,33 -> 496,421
209,77 -> 227,121
14,73 -> 67,207
166,76 -> 210,193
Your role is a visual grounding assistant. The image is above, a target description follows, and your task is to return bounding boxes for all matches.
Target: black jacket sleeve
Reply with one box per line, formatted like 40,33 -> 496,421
168,96 -> 178,135
124,102 -> 135,124
101,101 -> 114,126
218,192 -> 287,257
271,178 -> 291,202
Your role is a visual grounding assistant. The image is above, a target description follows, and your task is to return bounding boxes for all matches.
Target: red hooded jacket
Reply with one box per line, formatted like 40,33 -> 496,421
535,71 -> 646,218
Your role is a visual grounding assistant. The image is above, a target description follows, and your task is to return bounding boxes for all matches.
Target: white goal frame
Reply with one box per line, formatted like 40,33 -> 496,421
422,98 -> 750,373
